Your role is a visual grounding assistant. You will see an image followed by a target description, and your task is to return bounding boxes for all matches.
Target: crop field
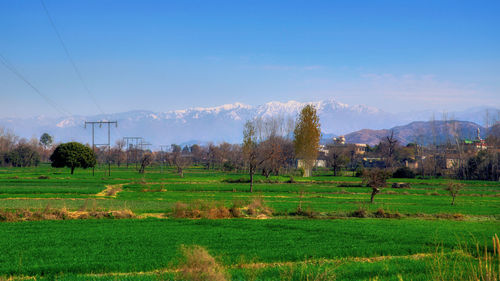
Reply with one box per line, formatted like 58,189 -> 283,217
0,164 -> 499,280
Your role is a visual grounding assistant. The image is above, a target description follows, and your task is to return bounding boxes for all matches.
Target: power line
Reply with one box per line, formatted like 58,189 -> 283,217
0,53 -> 72,117
85,121 -> 118,176
40,0 -> 105,115
123,137 -> 143,169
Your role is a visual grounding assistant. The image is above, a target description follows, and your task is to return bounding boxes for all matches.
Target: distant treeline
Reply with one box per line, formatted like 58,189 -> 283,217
2,116 -> 500,181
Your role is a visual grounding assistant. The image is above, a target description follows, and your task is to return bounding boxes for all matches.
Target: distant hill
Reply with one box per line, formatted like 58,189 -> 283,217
344,120 -> 487,146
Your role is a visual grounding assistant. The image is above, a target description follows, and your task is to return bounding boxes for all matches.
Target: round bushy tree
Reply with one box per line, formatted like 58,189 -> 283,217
50,142 -> 96,174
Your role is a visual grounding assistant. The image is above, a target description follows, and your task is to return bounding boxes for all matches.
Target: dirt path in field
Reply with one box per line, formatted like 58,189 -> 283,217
237,252 -> 433,269
49,252 -> 434,279
95,183 -> 125,197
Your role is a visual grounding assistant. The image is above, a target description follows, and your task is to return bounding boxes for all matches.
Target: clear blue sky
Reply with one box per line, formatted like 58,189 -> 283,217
1,0 -> 499,118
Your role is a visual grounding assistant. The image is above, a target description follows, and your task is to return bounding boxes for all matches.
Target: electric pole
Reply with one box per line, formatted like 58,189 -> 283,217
159,145 -> 169,173
123,137 -> 142,169
85,121 -> 118,176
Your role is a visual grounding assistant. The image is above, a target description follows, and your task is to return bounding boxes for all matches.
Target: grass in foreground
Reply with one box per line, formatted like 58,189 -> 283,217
0,218 -> 497,277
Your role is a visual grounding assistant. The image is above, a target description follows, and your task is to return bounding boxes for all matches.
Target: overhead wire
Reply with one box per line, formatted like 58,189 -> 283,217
0,53 -> 72,117
40,0 -> 125,139
40,0 -> 106,115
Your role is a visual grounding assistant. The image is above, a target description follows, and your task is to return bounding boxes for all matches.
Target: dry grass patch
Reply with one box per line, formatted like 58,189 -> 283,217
373,208 -> 402,219
96,184 -> 124,197
170,198 -> 273,219
0,206 -> 135,222
178,245 -> 228,281
106,186 -> 123,196
247,197 -> 272,216
434,213 -> 465,220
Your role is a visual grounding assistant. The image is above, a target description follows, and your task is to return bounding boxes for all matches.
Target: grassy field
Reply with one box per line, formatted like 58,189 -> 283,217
0,164 -> 498,280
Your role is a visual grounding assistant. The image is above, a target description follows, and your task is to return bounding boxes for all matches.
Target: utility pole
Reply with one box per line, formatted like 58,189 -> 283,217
85,121 -> 118,176
159,145 -> 169,173
139,140 -> 152,151
123,137 -> 142,169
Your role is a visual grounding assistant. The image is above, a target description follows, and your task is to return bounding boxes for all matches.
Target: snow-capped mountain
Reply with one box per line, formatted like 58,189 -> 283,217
0,99 -> 497,148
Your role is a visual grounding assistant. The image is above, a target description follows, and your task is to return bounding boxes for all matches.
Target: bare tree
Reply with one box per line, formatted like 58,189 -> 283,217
380,130 -> 398,168
190,144 -> 205,165
362,168 -> 391,203
110,140 -> 126,167
243,121 -> 259,192
207,144 -> 223,170
0,127 -> 18,153
260,135 -> 291,178
138,153 -> 153,174
326,145 -> 349,176
445,182 -> 464,205
170,150 -> 192,178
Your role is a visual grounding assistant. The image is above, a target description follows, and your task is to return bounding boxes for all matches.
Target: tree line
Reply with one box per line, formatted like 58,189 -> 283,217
0,129 -> 54,167
2,105 -> 499,183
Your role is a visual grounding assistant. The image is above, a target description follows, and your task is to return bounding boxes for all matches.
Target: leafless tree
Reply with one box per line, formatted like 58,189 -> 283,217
326,144 -> 349,176
110,140 -> 126,167
362,168 -> 391,203
445,182 -> 464,205
380,130 -> 398,168
259,136 -> 287,178
138,153 -> 153,174
170,151 -> 192,177
190,144 -> 205,165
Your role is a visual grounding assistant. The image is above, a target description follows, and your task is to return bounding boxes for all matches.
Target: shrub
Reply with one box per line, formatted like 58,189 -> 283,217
373,208 -> 402,219
392,182 -> 411,188
206,206 -> 231,219
351,205 -> 368,218
393,167 -> 415,178
338,183 -> 363,188
247,197 -> 273,216
355,168 -> 364,177
109,209 -> 134,219
222,178 -> 250,183
170,199 -> 273,219
298,206 -> 318,218
229,201 -> 243,218
172,202 -> 190,218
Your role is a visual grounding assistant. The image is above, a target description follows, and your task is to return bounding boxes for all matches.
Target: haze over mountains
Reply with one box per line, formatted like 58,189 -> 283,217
345,121 -> 496,146
0,99 -> 498,148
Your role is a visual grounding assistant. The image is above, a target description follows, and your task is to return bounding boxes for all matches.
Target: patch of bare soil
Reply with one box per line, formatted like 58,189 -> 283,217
95,184 -> 124,197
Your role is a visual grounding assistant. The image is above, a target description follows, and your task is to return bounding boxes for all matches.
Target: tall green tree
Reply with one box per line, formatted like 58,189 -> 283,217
39,133 -> 53,149
50,142 -> 96,174
293,105 -> 321,177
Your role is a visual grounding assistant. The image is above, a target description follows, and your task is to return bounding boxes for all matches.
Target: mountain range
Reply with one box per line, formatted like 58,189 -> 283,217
344,120 -> 494,146
0,99 -> 498,148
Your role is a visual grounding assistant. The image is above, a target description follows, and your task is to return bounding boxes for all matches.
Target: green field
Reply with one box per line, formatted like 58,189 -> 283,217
0,164 -> 498,280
